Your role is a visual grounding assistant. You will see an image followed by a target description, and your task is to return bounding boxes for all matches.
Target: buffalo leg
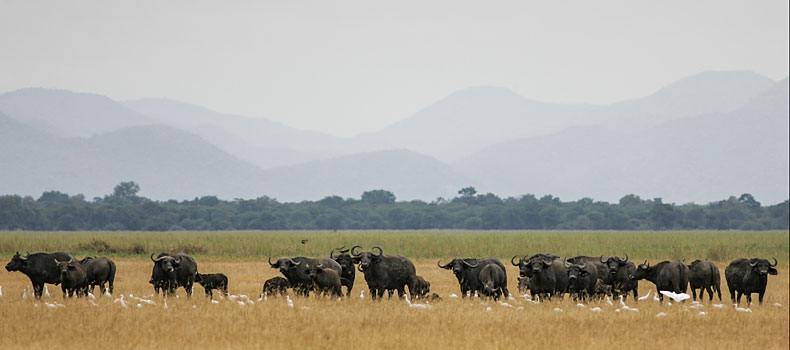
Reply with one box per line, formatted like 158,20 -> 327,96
746,293 -> 752,305
32,283 -> 44,299
705,286 -> 714,301
691,287 -> 697,301
736,291 -> 743,305
376,288 -> 385,300
758,291 -> 765,305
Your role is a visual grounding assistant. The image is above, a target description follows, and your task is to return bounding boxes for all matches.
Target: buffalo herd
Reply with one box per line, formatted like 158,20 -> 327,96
3,249 -> 780,306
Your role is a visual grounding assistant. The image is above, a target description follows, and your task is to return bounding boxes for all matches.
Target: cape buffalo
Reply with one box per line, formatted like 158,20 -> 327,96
511,254 -> 560,279
54,257 -> 87,298
687,260 -> 722,302
306,263 -> 343,297
600,255 -> 638,300
262,276 -> 290,297
150,253 -> 198,296
5,252 -> 75,299
519,255 -> 568,300
630,260 -> 689,302
725,257 -> 778,305
80,256 -> 116,295
330,247 -> 356,296
352,246 -> 417,300
268,256 -> 342,297
412,275 -> 431,299
565,259 -> 599,301
439,257 -> 510,298
195,273 -> 229,299
479,264 -> 507,300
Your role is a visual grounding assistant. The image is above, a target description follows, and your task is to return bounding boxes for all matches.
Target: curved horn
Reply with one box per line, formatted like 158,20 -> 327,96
437,260 -> 452,269
174,255 -> 182,264
287,258 -> 301,266
462,259 -> 478,268
600,255 -> 607,263
68,257 -> 73,264
578,262 -> 586,270
350,245 -> 362,257
54,259 -> 62,264
151,253 -> 167,262
268,256 -> 275,267
564,259 -> 571,268
623,254 -> 628,263
543,259 -> 552,267
17,252 -> 28,261
372,246 -> 382,257
770,257 -> 778,267
511,255 -> 521,266
330,248 -> 337,259
749,259 -> 759,267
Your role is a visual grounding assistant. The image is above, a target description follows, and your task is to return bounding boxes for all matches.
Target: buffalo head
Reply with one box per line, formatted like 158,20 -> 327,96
54,257 -> 77,279
749,257 -> 778,276
5,251 -> 30,272
331,247 -> 355,277
630,260 -> 651,280
437,258 -> 479,275
351,246 -> 382,272
151,253 -> 181,273
601,254 -> 628,276
268,256 -> 301,274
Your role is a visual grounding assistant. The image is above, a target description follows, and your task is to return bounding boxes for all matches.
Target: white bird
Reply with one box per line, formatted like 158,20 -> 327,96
449,293 -> 459,298
485,306 -> 492,312
44,286 -> 50,298
263,295 -> 268,302
164,299 -> 169,310
228,295 -> 238,302
735,307 -> 752,313
508,295 -> 516,301
45,302 -> 57,309
605,296 -> 613,306
139,299 -> 155,305
104,290 -> 112,298
192,305 -> 197,309
218,293 -> 224,300
689,303 -> 703,309
653,292 -> 660,302
23,288 -> 28,300
237,301 -> 246,307
619,295 -> 626,308
90,300 -> 99,307
516,306 -> 524,310
498,301 -> 514,308
590,307 -> 602,312
238,294 -> 249,300
520,293 -> 532,301
655,312 -> 667,317
359,290 -> 365,299
136,304 -> 142,309
660,291 -> 691,302
247,300 -> 255,305
712,304 -> 725,309
628,308 -> 639,312
576,303 -> 586,308
211,300 -> 219,304
0,285 -> 3,297
638,290 -> 651,301
54,302 -> 65,308
774,303 -> 782,307
667,302 -> 673,306
553,307 -> 563,312
615,308 -> 621,313
405,295 -> 431,309
34,303 -> 39,308
698,311 -> 707,316
286,295 -> 294,308
301,306 -> 310,310
114,295 -> 127,308
87,292 -> 96,300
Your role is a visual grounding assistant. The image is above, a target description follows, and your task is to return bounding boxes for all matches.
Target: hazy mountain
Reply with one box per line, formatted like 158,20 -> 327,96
0,88 -> 152,137
124,99 -> 346,168
455,78 -> 789,204
262,150 -> 471,202
351,71 -> 775,161
0,118 -> 268,200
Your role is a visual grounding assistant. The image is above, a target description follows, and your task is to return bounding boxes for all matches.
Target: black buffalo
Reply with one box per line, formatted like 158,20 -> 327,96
268,256 -> 342,297
5,252 -> 75,299
195,273 -> 229,299
479,264 -> 507,300
600,255 -> 638,300
150,253 -> 198,296
511,254 -> 560,279
687,260 -> 722,302
565,260 -> 599,301
725,258 -> 778,305
439,257 -> 510,298
80,256 -> 116,295
630,260 -> 689,302
262,276 -> 290,297
351,246 -> 417,300
54,257 -> 87,298
330,247 -> 356,296
517,254 -> 568,300
306,263 -> 343,297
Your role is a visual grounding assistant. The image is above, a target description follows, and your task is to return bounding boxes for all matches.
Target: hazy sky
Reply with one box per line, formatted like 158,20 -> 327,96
1,0 -> 787,137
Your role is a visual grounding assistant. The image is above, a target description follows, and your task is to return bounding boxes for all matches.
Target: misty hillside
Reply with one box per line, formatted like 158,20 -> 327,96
262,150 -> 471,202
0,88 -> 152,137
124,99 -> 346,168
0,118 -> 268,200
455,78 -> 789,204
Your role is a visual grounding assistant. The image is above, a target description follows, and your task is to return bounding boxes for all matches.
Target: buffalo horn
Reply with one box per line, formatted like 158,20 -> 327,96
623,254 -> 629,263
18,252 -> 28,261
372,246 -> 383,257
462,259 -> 478,268
437,260 -> 451,269
151,253 -> 167,262
330,248 -> 337,259
578,262 -> 586,269
770,257 -> 778,267
749,259 -> 759,267
511,255 -> 521,266
564,259 -> 571,268
600,255 -> 607,263
287,258 -> 301,266
350,245 -> 362,257
268,256 -> 275,267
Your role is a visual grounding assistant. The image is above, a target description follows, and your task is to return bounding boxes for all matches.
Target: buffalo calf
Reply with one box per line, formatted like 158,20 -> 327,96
262,277 -> 290,297
194,273 -> 228,299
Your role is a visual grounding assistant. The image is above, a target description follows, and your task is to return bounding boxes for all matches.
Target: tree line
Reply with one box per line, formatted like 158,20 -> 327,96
0,182 -> 787,231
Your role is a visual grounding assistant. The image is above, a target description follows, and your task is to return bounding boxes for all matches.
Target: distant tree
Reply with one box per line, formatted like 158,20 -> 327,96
619,194 -> 642,206
361,190 -> 396,205
738,193 -> 761,209
113,181 -> 140,199
456,186 -> 478,205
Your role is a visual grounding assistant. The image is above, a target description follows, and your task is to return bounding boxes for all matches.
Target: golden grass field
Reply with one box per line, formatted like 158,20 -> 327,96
0,231 -> 788,349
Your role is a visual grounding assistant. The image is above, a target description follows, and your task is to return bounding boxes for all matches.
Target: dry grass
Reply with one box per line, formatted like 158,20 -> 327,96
1,258 -> 788,350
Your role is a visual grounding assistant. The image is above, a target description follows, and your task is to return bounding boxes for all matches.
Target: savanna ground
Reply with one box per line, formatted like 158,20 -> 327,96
0,230 -> 788,349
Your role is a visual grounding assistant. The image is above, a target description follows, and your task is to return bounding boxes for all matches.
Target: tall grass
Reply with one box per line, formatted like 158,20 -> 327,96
0,230 -> 787,263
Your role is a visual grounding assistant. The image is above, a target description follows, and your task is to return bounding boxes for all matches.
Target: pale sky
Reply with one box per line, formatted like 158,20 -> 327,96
1,0 -> 788,137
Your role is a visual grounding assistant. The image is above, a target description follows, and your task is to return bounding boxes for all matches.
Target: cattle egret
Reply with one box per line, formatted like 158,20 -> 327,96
246,300 -> 255,305
405,295 -> 431,309
498,301 -> 514,308
605,296 -> 613,306
193,305 -> 197,309
22,288 -> 28,300
485,306 -> 492,312
638,290 -> 651,301
698,311 -> 707,316
237,301 -> 245,307
615,308 -> 621,313
667,302 -> 673,306
516,306 -> 524,310
114,295 -> 127,308
301,306 -> 310,310
735,306 -> 752,312
45,302 -> 57,309
104,290 -> 112,298
55,302 -> 65,308
653,292 -> 660,302
689,303 -> 703,309
33,303 -> 39,308
576,303 -> 585,308
712,304 -> 724,308
655,312 -> 667,317
164,299 -> 169,310
449,293 -> 458,298
90,300 -> 99,307
590,307 -> 602,312
508,295 -> 516,301
286,295 -> 294,308
660,291 -> 691,302
136,304 -> 142,309
87,292 -> 96,300
0,285 -> 3,297
619,295 -> 626,307
628,307 -> 639,312
44,286 -> 50,297
228,295 -> 238,302
774,303 -> 782,307
553,308 -> 563,312
211,300 -> 219,304
359,290 -> 365,299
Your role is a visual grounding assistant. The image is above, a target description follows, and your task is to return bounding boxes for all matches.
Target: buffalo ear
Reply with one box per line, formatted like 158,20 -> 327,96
769,268 -> 778,275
